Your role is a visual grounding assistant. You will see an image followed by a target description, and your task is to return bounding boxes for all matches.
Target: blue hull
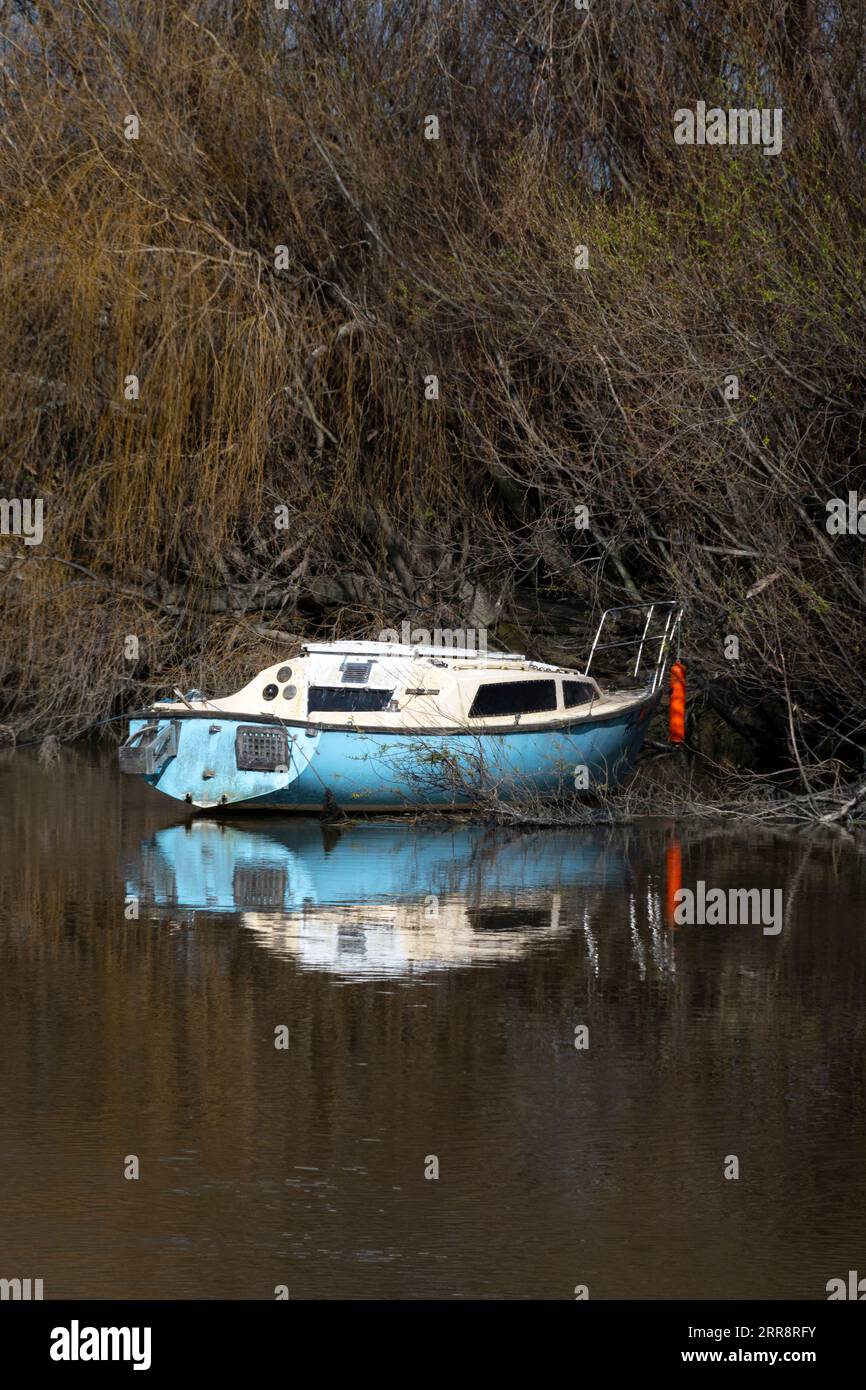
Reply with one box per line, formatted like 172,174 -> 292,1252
124,820 -> 632,976
128,700 -> 656,811
128,820 -> 628,915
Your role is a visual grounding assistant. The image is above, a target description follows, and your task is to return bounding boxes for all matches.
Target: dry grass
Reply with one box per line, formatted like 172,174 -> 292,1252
0,1 -> 864,779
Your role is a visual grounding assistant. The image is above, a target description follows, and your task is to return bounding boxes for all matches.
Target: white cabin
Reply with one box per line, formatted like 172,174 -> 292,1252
153,639 -> 647,731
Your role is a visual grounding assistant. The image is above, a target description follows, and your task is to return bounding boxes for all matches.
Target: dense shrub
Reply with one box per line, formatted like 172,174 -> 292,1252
0,1 -> 864,767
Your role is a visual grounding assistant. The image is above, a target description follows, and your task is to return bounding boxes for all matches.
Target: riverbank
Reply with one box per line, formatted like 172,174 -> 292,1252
1,6 -> 865,774
3,730 -> 865,830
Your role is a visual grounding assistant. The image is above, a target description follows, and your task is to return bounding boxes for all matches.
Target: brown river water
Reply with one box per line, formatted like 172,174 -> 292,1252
1,747 -> 865,1300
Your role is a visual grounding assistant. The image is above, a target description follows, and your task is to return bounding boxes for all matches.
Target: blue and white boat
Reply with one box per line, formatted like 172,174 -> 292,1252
125,820 -> 630,977
118,602 -> 682,812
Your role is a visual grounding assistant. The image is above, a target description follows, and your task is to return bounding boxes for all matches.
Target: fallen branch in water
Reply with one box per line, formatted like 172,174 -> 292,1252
422,743 -> 866,829
818,781 -> 866,825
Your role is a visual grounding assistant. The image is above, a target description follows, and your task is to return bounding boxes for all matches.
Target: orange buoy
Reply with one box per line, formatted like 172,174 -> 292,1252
669,660 -> 686,744
665,842 -> 682,929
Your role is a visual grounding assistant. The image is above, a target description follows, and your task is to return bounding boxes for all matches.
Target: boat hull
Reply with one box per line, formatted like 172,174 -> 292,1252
125,699 -> 657,810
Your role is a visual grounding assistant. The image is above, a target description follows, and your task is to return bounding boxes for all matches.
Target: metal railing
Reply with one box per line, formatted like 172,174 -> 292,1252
118,718 -> 180,776
585,602 -> 683,695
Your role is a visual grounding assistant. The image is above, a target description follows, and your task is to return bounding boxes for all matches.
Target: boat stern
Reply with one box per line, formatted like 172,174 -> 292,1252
119,712 -> 299,807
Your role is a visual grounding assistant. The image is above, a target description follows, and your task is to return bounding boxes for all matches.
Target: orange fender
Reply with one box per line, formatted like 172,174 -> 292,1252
669,661 -> 686,744
665,843 -> 682,929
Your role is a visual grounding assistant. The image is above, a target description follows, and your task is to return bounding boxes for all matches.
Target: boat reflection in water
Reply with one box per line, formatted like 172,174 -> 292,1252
128,819 -> 634,978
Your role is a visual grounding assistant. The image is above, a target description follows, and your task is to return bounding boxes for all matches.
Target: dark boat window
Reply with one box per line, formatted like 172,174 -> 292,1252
562,679 -> 596,707
308,686 -> 394,713
468,679 -> 557,718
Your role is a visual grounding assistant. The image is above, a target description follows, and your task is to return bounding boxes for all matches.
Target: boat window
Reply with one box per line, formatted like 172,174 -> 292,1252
468,679 -> 557,718
308,686 -> 394,713
562,680 -> 596,708
468,907 -> 549,933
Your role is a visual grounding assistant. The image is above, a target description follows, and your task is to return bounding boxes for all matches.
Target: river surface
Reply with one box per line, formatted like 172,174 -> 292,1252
1,748 -> 865,1299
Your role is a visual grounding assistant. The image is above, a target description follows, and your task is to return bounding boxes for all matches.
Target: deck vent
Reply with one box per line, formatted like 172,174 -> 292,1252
235,725 -> 289,772
340,660 -> 372,684
233,865 -> 288,909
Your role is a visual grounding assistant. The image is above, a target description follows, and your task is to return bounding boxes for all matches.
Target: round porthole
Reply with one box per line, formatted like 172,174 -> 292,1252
276,666 -> 292,682
282,685 -> 297,700
262,683 -> 279,701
